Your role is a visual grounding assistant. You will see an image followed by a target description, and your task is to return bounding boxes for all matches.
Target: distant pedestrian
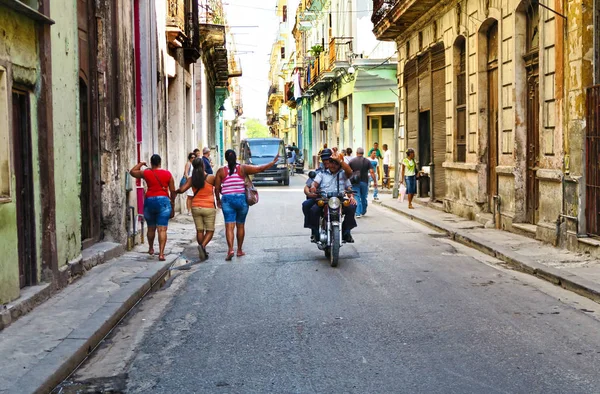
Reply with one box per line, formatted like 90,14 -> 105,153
183,152 -> 196,215
401,148 -> 418,209
382,144 -> 391,188
129,155 -> 176,261
202,147 -> 214,175
369,150 -> 379,201
349,148 -> 376,217
215,149 -> 279,261
177,158 -> 217,261
344,147 -> 353,164
318,143 -> 328,169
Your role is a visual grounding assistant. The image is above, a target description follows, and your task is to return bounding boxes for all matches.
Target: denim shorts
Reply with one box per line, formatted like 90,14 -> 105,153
221,194 -> 249,224
405,175 -> 417,195
144,196 -> 172,227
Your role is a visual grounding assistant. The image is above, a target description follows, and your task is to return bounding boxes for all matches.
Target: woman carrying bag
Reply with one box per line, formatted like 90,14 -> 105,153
400,148 -> 420,210
214,149 -> 279,261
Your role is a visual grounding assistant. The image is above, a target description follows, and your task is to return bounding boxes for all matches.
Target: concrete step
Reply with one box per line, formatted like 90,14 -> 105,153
511,223 -> 538,239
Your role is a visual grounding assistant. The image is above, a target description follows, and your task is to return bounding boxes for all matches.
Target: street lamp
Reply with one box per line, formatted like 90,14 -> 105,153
334,66 -> 355,83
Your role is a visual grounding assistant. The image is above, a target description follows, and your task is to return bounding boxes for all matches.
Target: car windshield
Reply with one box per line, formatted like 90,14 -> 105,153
248,141 -> 280,158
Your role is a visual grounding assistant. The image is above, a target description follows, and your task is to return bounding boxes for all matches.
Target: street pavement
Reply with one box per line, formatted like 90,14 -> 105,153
62,175 -> 600,393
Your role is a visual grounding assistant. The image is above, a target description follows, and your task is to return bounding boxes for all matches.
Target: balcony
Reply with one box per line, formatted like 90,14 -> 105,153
199,0 -> 229,86
184,8 -> 201,63
166,0 -> 187,47
372,0 -> 440,41
328,37 -> 353,69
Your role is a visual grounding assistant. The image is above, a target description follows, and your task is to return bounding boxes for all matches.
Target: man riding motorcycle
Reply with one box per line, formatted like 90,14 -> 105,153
307,148 -> 357,243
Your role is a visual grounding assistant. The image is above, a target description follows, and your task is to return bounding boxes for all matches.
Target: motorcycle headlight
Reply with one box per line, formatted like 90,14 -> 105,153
328,197 -> 341,209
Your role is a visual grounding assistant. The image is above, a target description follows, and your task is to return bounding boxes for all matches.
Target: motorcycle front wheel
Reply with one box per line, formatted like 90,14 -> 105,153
330,226 -> 340,267
324,247 -> 331,259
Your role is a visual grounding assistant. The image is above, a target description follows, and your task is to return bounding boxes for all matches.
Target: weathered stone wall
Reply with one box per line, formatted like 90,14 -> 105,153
50,0 -> 82,268
394,0 -> 565,242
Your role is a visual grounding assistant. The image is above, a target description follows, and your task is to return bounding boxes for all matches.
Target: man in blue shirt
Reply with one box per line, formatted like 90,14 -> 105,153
307,149 -> 357,243
202,147 -> 213,175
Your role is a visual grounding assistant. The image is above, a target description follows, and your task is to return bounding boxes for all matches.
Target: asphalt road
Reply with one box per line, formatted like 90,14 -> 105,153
64,175 -> 600,393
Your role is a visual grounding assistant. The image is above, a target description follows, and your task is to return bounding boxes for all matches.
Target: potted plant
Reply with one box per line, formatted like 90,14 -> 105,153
308,44 -> 324,58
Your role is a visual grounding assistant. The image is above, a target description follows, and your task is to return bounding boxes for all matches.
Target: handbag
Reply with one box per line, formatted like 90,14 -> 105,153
244,174 -> 259,206
179,176 -> 187,188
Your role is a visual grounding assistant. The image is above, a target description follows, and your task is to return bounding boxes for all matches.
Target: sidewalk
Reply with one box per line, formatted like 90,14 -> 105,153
374,194 -> 600,304
0,216 -> 198,394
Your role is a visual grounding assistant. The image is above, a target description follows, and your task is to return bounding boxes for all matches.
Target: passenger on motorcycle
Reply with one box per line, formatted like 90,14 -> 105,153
307,148 -> 357,243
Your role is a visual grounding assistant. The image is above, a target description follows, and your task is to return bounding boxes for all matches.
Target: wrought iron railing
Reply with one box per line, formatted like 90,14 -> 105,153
371,0 -> 397,25
199,0 -> 225,25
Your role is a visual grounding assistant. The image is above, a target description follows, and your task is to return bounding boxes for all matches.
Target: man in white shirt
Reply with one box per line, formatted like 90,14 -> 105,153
382,144 -> 391,188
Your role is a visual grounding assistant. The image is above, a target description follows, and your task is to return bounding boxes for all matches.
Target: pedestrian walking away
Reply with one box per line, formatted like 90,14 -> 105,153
183,152 -> 196,215
344,147 -> 353,164
369,150 -> 379,201
401,148 -> 420,209
202,147 -> 214,175
215,149 -> 279,261
382,144 -> 391,188
177,157 -> 217,261
349,148 -> 377,217
129,154 -> 176,261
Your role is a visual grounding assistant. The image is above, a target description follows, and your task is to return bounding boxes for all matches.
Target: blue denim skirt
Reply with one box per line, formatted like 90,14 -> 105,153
405,175 -> 417,195
221,193 -> 249,224
144,196 -> 172,227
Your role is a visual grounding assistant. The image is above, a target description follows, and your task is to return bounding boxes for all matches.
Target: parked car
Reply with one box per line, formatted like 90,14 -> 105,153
239,138 -> 289,185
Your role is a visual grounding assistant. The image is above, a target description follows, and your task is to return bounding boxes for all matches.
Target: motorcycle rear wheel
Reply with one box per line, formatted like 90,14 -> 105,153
330,226 -> 340,267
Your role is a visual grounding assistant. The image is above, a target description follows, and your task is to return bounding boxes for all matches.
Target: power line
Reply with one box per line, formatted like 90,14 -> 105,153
223,2 -> 375,14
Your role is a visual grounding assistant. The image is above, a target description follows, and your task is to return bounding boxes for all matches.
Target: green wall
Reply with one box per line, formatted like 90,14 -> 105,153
0,7 -> 41,303
51,0 -> 82,267
351,89 -> 398,148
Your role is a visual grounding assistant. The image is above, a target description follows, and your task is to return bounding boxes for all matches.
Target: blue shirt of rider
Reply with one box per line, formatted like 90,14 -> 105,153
314,169 -> 350,195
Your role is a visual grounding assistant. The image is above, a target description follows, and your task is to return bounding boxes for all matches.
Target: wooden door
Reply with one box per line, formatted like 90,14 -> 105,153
586,85 -> 600,236
405,60 -> 419,160
526,62 -> 540,223
487,23 -> 499,212
12,90 -> 37,288
431,43 -> 446,201
78,0 -> 100,246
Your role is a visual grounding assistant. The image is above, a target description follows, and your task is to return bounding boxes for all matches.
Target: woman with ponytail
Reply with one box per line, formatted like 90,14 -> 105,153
215,149 -> 279,261
177,158 -> 217,261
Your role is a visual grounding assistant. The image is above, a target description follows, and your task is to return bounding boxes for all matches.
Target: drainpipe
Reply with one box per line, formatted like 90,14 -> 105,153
137,214 -> 145,244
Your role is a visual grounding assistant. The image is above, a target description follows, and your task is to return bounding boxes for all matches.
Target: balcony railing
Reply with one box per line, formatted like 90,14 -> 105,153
199,0 -> 225,25
371,0 -> 396,26
167,0 -> 186,33
329,37 -> 353,66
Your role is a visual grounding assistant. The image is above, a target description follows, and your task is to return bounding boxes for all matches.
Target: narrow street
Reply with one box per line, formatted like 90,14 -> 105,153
59,176 -> 600,393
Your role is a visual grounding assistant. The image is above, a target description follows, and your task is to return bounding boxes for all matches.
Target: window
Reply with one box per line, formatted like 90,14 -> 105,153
281,46 -> 285,59
526,0 -> 539,52
0,68 -> 10,200
454,36 -> 467,162
282,5 -> 287,22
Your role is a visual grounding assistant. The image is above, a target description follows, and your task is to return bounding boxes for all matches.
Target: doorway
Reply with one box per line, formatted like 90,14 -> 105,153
78,0 -> 100,246
524,2 -> 540,224
12,90 -> 37,288
487,22 -> 499,212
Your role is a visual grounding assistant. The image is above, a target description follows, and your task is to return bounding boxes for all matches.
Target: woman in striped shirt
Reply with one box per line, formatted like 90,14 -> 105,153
215,149 -> 279,261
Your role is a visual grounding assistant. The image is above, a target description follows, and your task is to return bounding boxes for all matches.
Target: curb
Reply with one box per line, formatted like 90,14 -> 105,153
375,200 -> 600,305
8,254 -> 180,394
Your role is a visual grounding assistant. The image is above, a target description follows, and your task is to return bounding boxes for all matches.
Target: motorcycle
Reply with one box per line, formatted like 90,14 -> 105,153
315,191 -> 352,267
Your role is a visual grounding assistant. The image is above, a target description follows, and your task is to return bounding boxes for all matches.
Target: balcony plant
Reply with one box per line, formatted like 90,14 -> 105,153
308,44 -> 324,57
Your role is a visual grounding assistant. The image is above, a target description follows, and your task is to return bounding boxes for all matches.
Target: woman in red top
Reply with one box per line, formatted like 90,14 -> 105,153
130,154 -> 176,261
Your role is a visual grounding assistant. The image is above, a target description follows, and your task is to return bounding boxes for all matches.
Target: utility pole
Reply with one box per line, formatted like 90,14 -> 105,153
392,106 -> 400,199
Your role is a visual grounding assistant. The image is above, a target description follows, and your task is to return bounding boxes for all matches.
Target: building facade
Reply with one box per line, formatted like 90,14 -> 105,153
0,0 -> 239,305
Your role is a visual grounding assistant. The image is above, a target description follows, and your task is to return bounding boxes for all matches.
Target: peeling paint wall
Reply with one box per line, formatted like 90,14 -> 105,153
50,0 -> 82,267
